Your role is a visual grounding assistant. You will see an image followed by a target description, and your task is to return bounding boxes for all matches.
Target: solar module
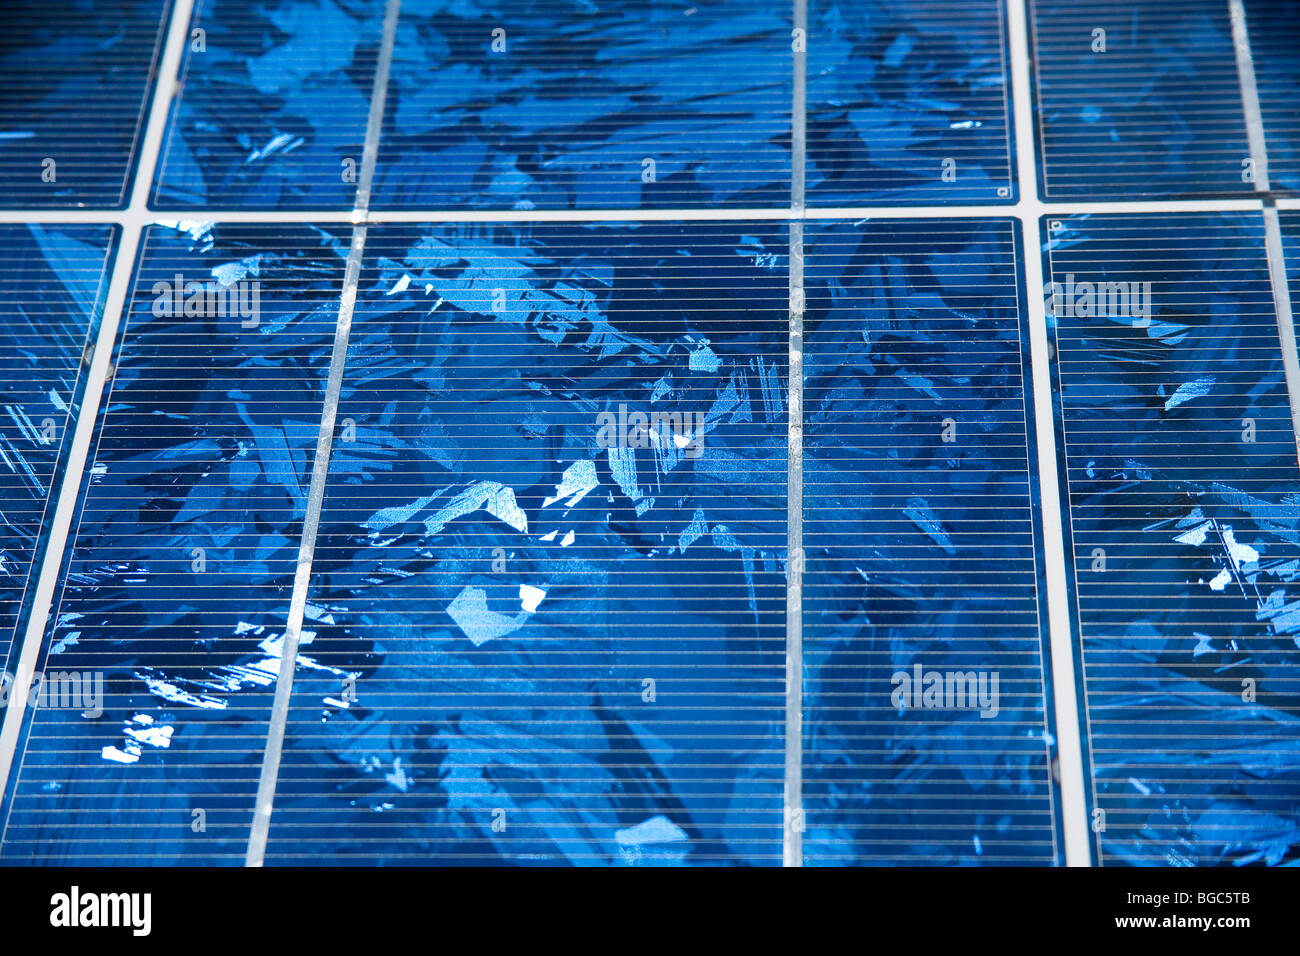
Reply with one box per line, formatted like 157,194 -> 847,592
0,0 -> 1298,871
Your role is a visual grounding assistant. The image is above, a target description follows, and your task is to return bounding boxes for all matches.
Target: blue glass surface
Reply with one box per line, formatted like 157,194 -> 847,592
801,218 -> 1061,865
0,0 -> 170,208
1047,212 -> 1300,866
1030,0 -> 1255,199
262,222 -> 789,864
369,1 -> 791,210
807,0 -> 1015,205
151,0 -> 386,210
0,222 -> 349,864
0,225 -> 116,680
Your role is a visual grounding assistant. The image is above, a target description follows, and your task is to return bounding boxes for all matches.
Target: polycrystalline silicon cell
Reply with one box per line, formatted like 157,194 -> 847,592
262,222 -> 789,865
1247,0 -> 1300,194
1046,212 -> 1300,866
801,219 -> 1062,866
806,0 -> 1016,205
0,225 -> 115,679
150,0 -> 388,210
369,1 -> 791,210
0,0 -> 169,208
0,223 -> 350,865
1029,0 -> 1255,199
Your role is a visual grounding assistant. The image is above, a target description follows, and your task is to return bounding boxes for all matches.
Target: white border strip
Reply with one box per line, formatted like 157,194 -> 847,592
1229,0 -> 1272,193
0,199 -> 1270,226
1006,0 -> 1092,867
784,221 -> 805,868
1263,206 -> 1300,455
0,0 -> 198,825
782,0 -> 807,870
1230,0 -> 1300,460
243,0 -> 402,868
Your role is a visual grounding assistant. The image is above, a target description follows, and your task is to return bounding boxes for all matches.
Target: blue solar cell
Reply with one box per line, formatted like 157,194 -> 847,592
0,224 -> 116,684
1030,0 -> 1256,199
0,222 -> 350,864
369,1 -> 792,210
262,222 -> 789,864
151,0 -> 388,210
806,0 -> 1016,205
801,218 -> 1062,865
0,0 -> 170,208
1046,212 -> 1300,866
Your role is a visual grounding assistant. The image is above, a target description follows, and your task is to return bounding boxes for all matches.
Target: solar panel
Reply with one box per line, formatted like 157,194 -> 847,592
0,0 -> 1298,871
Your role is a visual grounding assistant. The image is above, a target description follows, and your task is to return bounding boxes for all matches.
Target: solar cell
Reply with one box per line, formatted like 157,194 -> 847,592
0,222 -> 349,864
369,2 -> 792,210
1045,212 -> 1300,865
151,0 -> 388,210
802,218 -> 1061,864
1029,0 -> 1256,199
0,0 -> 170,208
263,222 -> 789,864
0,225 -> 116,684
807,0 -> 1016,204
1246,0 -> 1300,194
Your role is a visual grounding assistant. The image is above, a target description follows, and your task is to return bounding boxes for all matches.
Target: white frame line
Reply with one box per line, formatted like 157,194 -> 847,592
1230,0 -> 1300,458
783,0 -> 807,869
0,199 -> 1273,226
1006,0 -> 1092,868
